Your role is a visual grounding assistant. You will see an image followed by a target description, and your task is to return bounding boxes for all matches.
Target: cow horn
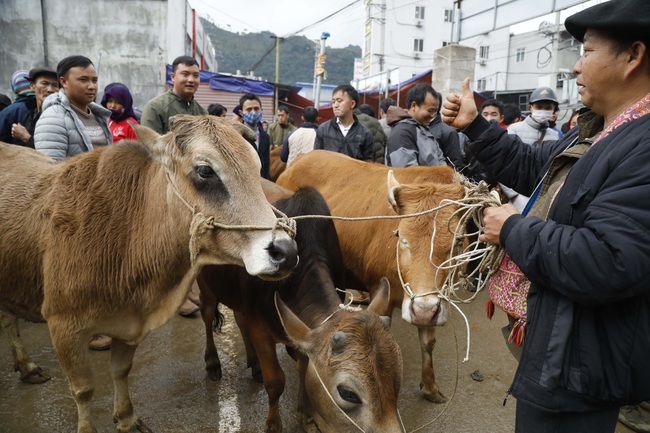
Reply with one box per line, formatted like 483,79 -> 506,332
331,331 -> 348,353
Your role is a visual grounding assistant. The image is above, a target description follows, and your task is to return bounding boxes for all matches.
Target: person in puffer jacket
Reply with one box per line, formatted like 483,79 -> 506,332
35,55 -> 111,162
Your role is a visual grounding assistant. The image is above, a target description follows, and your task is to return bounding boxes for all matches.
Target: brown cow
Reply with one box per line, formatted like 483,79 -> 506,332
277,150 -> 466,403
198,182 -> 404,433
0,115 -> 298,433
269,145 -> 286,181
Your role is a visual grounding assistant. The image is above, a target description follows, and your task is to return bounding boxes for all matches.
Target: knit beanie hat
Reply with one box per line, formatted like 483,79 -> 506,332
11,70 -> 34,97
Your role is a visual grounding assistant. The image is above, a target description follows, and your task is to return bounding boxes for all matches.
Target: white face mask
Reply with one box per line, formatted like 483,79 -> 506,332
530,110 -> 554,124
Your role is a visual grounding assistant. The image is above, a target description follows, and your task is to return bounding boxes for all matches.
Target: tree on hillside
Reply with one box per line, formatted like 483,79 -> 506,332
201,17 -> 361,86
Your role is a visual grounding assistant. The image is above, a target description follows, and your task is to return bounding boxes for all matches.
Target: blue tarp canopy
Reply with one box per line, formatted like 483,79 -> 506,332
165,65 -> 300,97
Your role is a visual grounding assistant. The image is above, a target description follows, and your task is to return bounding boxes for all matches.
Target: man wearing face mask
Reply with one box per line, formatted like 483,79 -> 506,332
507,86 -> 560,145
239,92 -> 270,179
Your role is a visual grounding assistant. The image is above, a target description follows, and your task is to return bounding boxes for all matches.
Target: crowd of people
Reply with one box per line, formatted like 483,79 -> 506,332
1,1 -> 648,430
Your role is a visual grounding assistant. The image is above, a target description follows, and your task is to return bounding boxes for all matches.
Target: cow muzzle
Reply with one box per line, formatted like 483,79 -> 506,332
401,294 -> 448,326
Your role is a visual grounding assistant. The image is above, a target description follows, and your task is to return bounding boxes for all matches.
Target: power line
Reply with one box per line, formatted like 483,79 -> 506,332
282,0 -> 361,38
193,0 -> 261,32
245,1 -> 362,76
246,41 -> 279,75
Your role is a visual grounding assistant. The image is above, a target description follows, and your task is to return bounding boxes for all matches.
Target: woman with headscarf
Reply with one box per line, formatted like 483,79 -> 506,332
100,84 -> 138,143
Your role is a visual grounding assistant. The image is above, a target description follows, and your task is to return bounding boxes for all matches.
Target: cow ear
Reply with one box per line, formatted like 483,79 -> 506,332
230,121 -> 257,143
132,123 -> 160,147
387,170 -> 402,213
275,292 -> 312,352
367,277 -> 391,321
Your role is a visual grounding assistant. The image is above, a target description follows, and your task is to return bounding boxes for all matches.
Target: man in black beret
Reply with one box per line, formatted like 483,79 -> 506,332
441,0 -> 650,432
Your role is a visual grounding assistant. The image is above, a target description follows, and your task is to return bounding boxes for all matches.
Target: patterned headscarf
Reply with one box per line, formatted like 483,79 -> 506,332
11,70 -> 34,98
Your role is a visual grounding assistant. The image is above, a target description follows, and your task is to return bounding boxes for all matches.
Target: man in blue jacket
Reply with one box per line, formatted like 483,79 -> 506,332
239,92 -> 270,179
442,1 -> 650,432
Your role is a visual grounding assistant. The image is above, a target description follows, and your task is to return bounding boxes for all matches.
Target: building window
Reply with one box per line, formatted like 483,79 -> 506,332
415,6 -> 425,19
442,41 -> 449,47
477,79 -> 486,92
414,39 -> 424,52
519,94 -> 529,111
479,45 -> 490,59
516,48 -> 525,62
444,9 -> 453,22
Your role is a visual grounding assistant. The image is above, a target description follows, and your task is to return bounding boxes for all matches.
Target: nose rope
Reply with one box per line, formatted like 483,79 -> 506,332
164,168 -> 296,266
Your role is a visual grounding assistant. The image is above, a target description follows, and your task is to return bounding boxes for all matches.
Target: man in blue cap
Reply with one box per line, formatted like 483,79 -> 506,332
441,0 -> 650,431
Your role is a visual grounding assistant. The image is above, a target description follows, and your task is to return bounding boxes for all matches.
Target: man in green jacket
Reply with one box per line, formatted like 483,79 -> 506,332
140,55 -> 206,317
267,105 -> 295,149
140,56 -> 207,134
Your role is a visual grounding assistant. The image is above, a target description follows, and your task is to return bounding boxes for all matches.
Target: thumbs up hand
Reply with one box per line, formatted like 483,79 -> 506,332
441,77 -> 478,130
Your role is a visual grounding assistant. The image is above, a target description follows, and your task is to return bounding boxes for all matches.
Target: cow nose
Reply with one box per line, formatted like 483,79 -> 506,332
267,238 -> 298,272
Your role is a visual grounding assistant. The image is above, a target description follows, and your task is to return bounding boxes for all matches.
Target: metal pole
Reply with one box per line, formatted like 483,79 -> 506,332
314,32 -> 330,108
274,36 -> 281,120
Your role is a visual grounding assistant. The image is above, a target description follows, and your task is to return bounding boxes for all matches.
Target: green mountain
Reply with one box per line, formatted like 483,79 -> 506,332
201,17 -> 361,86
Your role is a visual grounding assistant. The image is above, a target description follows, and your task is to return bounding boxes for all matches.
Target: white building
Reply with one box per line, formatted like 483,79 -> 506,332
362,0 -> 456,85
360,0 -> 583,114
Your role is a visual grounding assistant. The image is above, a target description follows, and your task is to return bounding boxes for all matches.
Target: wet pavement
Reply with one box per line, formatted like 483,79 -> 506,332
0,288 -> 634,433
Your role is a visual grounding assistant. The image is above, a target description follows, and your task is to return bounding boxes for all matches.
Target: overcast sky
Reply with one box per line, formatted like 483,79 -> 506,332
188,0 -> 365,48
188,0 -> 606,50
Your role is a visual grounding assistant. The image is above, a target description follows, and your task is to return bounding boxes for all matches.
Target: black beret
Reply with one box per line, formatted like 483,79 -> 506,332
565,0 -> 650,43
28,67 -> 57,83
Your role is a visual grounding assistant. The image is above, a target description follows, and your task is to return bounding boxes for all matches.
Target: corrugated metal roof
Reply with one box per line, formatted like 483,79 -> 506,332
166,83 -> 274,123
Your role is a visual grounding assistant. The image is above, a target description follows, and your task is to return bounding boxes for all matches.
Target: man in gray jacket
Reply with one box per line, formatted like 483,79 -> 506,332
386,83 -> 461,168
34,56 -> 112,162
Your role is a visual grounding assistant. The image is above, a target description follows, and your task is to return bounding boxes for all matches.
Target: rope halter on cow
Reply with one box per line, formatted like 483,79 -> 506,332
164,169 -> 296,267
393,178 -> 503,362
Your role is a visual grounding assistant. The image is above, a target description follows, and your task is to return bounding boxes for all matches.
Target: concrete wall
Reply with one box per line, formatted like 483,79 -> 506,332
0,0 -> 186,110
432,44 -> 476,97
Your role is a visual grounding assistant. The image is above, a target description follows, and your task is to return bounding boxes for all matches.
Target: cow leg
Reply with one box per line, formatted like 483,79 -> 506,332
110,339 -> 153,433
198,284 -> 222,381
249,322 -> 285,433
48,318 -> 98,433
418,326 -> 447,403
235,311 -> 262,382
0,313 -> 51,384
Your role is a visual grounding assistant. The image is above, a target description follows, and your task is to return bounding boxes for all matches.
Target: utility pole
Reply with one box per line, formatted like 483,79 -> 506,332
314,32 -> 330,108
271,35 -> 283,120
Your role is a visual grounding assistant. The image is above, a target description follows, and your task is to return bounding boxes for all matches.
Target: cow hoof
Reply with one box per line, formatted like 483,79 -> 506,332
134,418 -> 154,433
264,418 -> 282,433
206,366 -> 222,381
423,389 -> 448,403
19,366 -> 52,384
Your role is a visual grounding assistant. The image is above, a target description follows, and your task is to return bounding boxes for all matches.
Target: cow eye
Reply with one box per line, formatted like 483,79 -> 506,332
337,386 -> 361,404
196,165 -> 215,178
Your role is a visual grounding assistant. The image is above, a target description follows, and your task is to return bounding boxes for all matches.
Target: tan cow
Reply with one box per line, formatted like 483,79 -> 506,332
0,115 -> 298,433
277,150 -> 465,403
